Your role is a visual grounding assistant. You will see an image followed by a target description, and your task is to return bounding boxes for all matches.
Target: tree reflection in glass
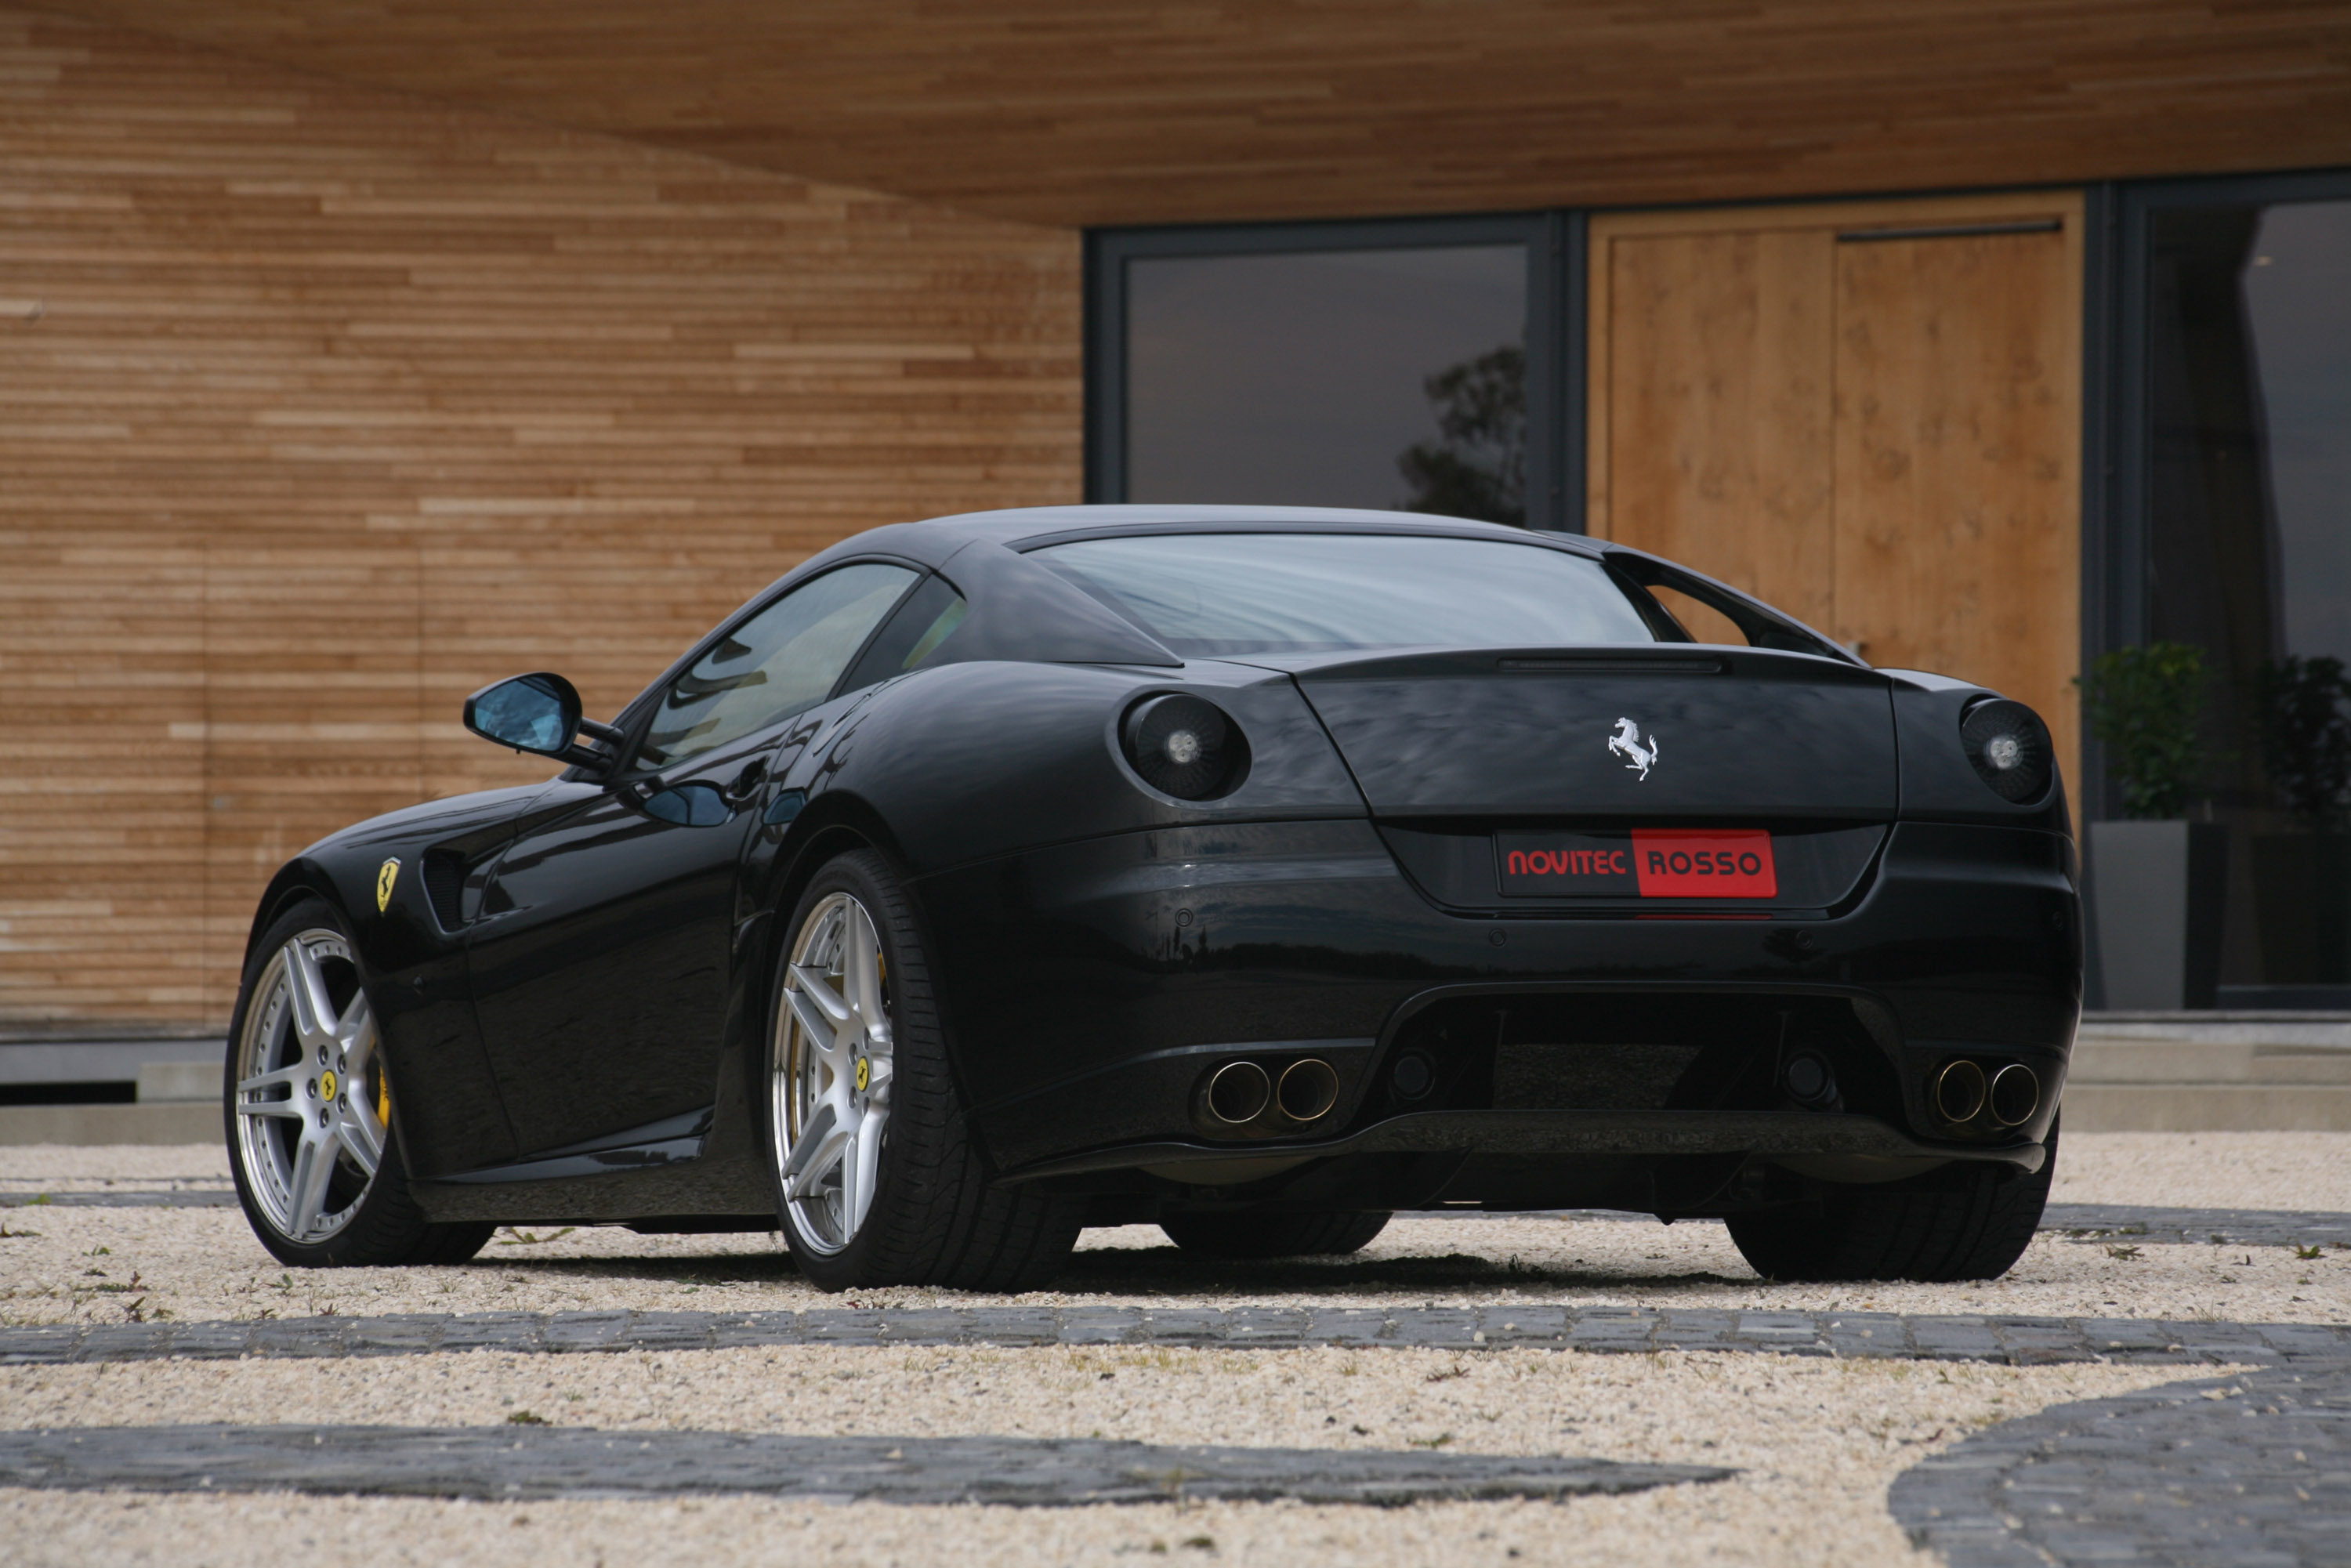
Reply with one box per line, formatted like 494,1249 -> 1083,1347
1397,344 -> 1525,526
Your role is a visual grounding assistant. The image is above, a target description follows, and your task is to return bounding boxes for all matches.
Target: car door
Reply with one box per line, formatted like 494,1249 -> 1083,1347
464,561 -> 922,1155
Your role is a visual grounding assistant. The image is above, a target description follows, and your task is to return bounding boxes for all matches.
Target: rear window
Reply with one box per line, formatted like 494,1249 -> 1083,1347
1034,533 -> 1658,657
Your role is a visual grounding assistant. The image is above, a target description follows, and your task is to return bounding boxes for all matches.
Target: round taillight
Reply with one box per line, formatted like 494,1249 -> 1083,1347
1122,693 -> 1247,800
1960,698 -> 2053,803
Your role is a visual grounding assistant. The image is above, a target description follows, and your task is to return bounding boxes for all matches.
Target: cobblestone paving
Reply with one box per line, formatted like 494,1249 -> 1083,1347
5,1303 -> 2345,1367
0,1190 -> 233,1208
0,1424 -> 1730,1506
2038,1204 -> 2351,1249
1890,1363 -> 2351,1566
1445,1204 -> 2351,1247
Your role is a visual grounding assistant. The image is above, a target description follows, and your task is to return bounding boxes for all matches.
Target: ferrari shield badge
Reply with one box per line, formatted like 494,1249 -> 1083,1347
376,858 -> 400,913
1607,718 -> 1659,780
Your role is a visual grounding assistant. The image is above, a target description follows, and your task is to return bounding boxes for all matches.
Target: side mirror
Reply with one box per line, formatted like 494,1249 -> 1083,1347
462,673 -> 622,770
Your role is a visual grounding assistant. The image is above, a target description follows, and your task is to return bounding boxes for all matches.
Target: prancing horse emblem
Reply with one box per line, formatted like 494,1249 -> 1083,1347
1607,718 -> 1659,780
376,858 -> 400,913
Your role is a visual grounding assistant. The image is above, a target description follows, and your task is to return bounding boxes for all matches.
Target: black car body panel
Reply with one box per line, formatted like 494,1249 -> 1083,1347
1273,646 -> 1896,820
239,505 -> 2080,1228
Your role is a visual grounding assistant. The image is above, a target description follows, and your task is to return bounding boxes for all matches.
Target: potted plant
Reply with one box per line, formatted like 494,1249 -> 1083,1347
2078,643 -> 2226,1009
2251,655 -> 2351,985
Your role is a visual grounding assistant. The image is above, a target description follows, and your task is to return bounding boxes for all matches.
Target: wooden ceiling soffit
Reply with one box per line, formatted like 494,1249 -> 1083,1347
43,1 -> 2351,226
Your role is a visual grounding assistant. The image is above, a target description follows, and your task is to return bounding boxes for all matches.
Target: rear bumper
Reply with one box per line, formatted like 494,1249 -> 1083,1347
1006,1108 -> 2048,1181
912,816 -> 2079,1190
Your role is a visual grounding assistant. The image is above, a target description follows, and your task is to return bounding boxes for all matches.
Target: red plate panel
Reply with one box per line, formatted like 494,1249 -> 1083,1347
1629,829 -> 1777,898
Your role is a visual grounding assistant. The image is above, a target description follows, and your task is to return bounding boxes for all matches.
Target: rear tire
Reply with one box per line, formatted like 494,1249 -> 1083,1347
763,848 -> 1081,1293
225,897 -> 494,1269
1161,1209 -> 1392,1260
1725,1119 -> 2059,1283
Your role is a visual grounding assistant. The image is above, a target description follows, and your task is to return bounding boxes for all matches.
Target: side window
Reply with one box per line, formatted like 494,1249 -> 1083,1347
837,574 -> 969,694
637,563 -> 917,769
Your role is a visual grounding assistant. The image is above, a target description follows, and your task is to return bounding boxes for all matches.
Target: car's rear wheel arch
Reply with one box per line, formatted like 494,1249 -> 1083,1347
755,843 -> 1080,1291
755,788 -> 907,922
748,802 -> 979,1133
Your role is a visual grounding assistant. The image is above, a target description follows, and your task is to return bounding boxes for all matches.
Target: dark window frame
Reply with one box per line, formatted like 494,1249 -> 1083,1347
1085,213 -> 1580,532
2095,165 -> 2351,819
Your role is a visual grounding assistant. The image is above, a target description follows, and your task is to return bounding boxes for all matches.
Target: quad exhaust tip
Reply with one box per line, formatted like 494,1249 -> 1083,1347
1205,1061 -> 1271,1124
1204,1057 -> 1339,1126
1933,1059 -> 1987,1125
1933,1057 -> 2040,1128
1277,1058 -> 1339,1122
1988,1063 -> 2040,1127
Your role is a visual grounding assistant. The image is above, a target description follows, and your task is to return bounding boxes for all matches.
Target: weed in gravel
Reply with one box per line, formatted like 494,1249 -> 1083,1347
497,1227 -> 577,1247
2295,1244 -> 2325,1260
2106,1244 -> 2143,1260
506,1410 -> 547,1425
1408,1432 -> 1454,1449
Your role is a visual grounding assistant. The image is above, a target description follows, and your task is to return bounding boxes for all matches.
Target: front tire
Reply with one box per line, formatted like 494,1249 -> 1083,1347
1725,1120 -> 2059,1283
764,849 -> 1081,1293
225,898 -> 492,1268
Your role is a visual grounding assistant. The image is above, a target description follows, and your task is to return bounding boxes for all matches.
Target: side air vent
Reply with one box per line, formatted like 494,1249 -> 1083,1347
421,849 -> 467,932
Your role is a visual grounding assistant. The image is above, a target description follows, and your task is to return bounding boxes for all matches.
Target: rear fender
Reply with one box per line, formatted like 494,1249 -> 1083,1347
1883,670 -> 2072,835
789,658 -> 1367,879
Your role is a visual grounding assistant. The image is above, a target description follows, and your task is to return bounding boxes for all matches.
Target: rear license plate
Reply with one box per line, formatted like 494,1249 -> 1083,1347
1497,829 -> 1777,899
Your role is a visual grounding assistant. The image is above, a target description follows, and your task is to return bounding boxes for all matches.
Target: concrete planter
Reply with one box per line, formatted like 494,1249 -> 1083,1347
2088,820 -> 2228,1010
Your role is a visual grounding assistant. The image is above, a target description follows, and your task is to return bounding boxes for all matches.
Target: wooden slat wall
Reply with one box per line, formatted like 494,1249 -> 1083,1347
44,0 -> 2351,226
0,10 -> 1081,1026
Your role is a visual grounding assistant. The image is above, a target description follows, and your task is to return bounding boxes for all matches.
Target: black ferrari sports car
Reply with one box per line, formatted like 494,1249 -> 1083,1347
223,505 -> 2078,1289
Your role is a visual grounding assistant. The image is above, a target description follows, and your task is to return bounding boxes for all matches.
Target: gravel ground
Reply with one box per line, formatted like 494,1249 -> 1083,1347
2,1200 -> 2341,1330
0,1345 -> 2187,1566
0,1132 -> 2338,1565
2048,1132 -> 2351,1211
0,1146 -> 230,1184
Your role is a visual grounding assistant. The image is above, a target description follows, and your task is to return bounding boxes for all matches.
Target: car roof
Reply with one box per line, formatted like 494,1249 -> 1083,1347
898,504 -> 1605,553
633,503 -> 1848,734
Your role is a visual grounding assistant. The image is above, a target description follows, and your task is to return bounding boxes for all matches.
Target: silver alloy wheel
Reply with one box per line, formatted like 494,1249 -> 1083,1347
232,929 -> 389,1245
773,891 -> 894,1256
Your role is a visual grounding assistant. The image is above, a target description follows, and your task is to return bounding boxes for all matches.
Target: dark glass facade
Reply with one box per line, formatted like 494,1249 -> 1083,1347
2141,188 -> 2351,987
1125,245 -> 1526,519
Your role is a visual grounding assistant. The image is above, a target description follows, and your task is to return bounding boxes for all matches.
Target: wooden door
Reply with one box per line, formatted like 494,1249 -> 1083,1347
1588,193 -> 2085,796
